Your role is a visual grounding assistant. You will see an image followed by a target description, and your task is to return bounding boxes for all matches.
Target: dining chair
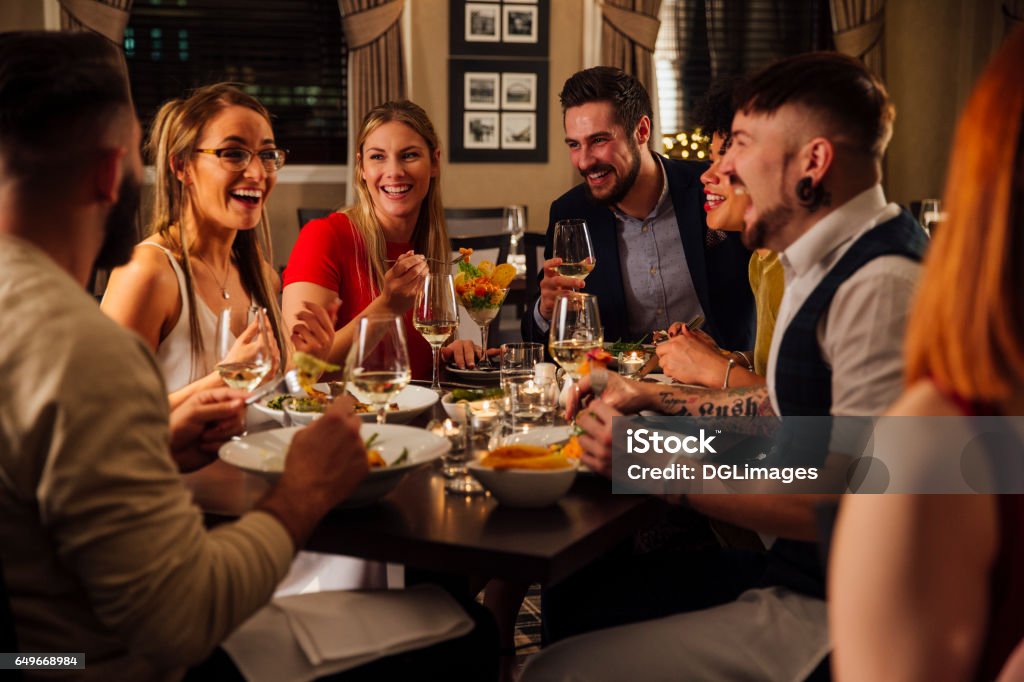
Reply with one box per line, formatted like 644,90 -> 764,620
444,207 -> 507,238
520,232 -> 545,319
296,207 -> 333,231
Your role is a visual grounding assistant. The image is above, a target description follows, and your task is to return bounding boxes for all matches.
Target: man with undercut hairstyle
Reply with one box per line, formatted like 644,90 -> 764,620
523,52 -> 926,681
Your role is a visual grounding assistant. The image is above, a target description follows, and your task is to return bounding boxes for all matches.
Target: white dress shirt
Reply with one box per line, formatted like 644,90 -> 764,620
766,185 -> 922,416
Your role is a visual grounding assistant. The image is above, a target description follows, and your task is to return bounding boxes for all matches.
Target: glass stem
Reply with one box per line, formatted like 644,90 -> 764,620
480,323 -> 490,367
431,345 -> 441,391
376,404 -> 387,425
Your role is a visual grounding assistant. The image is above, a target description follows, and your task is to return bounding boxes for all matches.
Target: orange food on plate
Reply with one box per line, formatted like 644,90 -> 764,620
481,444 -> 573,470
557,436 -> 583,460
367,449 -> 386,468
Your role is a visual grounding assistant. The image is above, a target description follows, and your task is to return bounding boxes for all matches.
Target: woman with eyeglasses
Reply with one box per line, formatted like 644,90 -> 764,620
283,100 -> 483,379
103,83 -> 330,408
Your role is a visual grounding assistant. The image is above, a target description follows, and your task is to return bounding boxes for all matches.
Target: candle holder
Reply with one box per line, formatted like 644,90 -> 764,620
447,402 -> 485,494
618,350 -> 648,378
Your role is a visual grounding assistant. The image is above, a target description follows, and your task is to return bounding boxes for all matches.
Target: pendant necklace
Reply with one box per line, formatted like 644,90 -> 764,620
194,254 -> 232,300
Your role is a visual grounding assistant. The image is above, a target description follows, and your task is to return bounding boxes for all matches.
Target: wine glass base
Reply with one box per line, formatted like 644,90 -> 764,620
445,475 -> 485,494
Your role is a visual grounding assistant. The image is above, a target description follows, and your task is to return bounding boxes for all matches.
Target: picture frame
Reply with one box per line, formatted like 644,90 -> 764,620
465,72 -> 500,109
464,3 -> 500,42
501,112 -> 536,149
450,0 -> 549,58
503,5 -> 538,43
500,72 -> 536,110
464,112 -> 501,149
449,58 -> 548,163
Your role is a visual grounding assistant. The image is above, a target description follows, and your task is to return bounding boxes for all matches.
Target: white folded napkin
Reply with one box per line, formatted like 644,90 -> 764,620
223,585 -> 474,681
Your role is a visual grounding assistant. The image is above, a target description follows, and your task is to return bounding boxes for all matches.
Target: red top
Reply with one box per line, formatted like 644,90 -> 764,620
284,212 -> 433,380
946,389 -> 1024,681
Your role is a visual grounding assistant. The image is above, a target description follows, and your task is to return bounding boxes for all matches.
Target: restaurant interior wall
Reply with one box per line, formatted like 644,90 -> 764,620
0,0 -> 1008,256
407,0 -> 583,237
884,0 -> 1004,206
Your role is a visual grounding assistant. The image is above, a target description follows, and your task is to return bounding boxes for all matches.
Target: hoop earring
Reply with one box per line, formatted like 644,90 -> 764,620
796,176 -> 830,211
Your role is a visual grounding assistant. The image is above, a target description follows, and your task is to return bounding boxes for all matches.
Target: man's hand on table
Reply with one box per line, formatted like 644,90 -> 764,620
169,387 -> 248,473
257,396 -> 369,548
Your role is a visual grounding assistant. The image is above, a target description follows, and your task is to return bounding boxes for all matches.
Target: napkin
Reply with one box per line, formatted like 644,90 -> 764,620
223,585 -> 474,681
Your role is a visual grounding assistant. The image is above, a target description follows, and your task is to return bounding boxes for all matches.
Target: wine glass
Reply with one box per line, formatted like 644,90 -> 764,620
414,272 -> 459,392
215,305 -> 273,392
919,198 -> 942,237
505,204 -> 526,251
553,218 -> 596,288
347,315 -> 411,424
549,293 -> 603,419
456,279 -> 509,371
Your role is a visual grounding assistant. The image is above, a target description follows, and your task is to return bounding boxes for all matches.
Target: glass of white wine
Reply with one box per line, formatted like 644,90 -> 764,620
553,218 -> 596,288
215,305 -> 273,392
549,293 -> 603,419
347,315 -> 411,425
414,272 -> 459,392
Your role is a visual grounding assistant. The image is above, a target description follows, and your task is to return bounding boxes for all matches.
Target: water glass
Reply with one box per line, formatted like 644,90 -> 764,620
506,377 -> 556,429
500,342 -> 544,388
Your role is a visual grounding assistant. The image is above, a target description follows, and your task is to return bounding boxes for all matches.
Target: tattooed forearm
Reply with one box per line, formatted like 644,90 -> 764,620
656,385 -> 778,436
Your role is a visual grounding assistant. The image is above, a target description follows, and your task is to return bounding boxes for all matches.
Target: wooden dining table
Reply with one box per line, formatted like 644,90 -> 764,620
184,388 -> 662,586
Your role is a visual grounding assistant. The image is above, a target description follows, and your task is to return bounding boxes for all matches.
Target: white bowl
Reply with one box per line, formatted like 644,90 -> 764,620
255,384 -> 439,425
441,391 -> 503,424
219,424 -> 448,506
466,460 -> 578,508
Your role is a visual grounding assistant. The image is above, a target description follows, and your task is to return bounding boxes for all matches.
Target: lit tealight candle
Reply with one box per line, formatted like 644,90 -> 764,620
618,350 -> 646,377
470,399 -> 500,432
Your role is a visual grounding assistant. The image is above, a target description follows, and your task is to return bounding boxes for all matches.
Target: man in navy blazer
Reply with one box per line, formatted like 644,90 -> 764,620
521,67 -> 754,351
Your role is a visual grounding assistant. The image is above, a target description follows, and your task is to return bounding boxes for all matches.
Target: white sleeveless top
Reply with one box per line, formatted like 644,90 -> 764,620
140,242 -> 225,393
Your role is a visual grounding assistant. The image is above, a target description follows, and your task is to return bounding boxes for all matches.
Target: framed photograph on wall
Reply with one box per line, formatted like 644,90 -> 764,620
501,112 -> 536,149
503,5 -> 538,43
449,58 -> 548,163
465,72 -> 500,109
465,3 -> 500,42
451,0 -> 549,57
500,72 -> 536,110
464,112 -> 500,149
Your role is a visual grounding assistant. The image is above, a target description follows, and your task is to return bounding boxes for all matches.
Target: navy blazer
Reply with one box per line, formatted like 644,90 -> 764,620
522,156 -> 755,351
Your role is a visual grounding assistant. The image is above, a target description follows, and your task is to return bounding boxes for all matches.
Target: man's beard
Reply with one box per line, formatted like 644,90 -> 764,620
582,142 -> 642,206
742,202 -> 793,251
94,174 -> 142,271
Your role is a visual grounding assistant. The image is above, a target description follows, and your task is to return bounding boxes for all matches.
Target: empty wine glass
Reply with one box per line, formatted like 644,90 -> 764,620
553,219 -> 596,288
505,205 -> 526,249
549,293 -> 603,420
215,305 -> 273,392
414,272 -> 459,392
347,315 -> 411,424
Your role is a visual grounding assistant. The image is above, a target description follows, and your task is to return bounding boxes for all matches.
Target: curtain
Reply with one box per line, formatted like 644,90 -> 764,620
1006,1 -> 1024,35
830,0 -> 885,76
60,0 -> 134,298
338,0 -> 406,157
58,0 -> 132,76
600,0 -> 663,97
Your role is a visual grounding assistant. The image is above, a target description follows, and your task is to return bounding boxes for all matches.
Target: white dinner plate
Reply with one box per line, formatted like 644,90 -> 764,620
219,424 -> 449,506
502,425 -> 574,448
250,384 -> 439,425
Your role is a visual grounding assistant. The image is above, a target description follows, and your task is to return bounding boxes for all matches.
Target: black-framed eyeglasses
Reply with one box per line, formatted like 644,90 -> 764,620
194,147 -> 288,173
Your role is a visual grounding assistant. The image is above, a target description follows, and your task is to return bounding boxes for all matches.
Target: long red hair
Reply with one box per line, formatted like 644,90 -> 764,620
904,26 -> 1024,401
